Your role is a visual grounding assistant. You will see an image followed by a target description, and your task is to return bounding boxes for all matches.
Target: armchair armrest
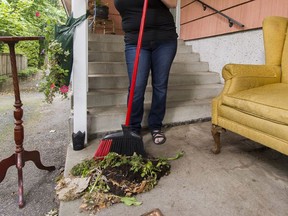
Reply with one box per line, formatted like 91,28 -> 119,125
222,64 -> 281,94
212,64 -> 281,125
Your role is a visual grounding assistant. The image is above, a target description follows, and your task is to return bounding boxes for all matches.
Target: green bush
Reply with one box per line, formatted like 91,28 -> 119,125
16,41 -> 40,67
0,0 -> 66,67
18,67 -> 39,78
0,75 -> 8,84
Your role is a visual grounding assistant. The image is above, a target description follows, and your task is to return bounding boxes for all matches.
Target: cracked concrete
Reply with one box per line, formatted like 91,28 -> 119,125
1,76 -> 287,216
60,121 -> 288,216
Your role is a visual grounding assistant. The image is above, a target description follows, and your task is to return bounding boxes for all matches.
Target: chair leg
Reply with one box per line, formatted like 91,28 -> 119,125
211,124 -> 226,154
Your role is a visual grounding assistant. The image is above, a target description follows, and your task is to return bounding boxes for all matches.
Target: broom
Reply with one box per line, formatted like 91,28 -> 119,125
94,0 -> 149,159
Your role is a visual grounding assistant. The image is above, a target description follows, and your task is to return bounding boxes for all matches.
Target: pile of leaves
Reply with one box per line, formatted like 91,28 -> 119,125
57,152 -> 184,214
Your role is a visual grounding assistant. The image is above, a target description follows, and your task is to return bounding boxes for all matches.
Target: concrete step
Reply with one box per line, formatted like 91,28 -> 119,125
88,51 -> 199,62
88,41 -> 192,53
88,72 -> 220,89
88,42 -> 124,52
88,33 -> 185,45
88,61 -> 209,74
89,33 -> 124,43
86,33 -> 221,135
87,84 -> 223,108
87,98 -> 213,134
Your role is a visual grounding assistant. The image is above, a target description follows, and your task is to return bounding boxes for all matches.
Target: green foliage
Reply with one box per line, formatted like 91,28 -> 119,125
18,67 -> 39,78
16,41 -> 40,67
0,75 -> 8,84
70,158 -> 98,177
0,0 -> 66,66
98,152 -> 131,169
69,152 -> 184,212
120,197 -> 142,206
98,152 -> 176,187
39,40 -> 70,103
96,0 -> 106,6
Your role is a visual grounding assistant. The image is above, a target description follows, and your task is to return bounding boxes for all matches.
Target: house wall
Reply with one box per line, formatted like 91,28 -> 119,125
89,0 -> 288,38
94,0 -> 287,82
181,0 -> 288,40
186,29 -> 265,82
183,0 -> 288,82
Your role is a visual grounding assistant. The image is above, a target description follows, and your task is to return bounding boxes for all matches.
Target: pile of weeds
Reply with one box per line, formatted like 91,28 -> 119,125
69,152 -> 184,213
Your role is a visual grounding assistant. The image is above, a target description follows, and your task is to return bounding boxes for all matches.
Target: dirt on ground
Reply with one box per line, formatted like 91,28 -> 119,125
0,74 -> 71,216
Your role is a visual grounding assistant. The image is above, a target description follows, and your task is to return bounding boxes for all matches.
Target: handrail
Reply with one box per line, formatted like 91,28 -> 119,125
195,0 -> 245,28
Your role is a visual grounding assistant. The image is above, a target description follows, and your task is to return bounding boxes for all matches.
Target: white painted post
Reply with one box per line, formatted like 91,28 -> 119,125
175,1 -> 181,37
71,0 -> 88,143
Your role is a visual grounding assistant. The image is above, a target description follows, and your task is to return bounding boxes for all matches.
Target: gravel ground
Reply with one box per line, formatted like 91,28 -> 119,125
0,86 -> 71,216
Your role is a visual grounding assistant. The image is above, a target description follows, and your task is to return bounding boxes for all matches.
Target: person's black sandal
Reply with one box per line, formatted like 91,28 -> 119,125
151,130 -> 166,145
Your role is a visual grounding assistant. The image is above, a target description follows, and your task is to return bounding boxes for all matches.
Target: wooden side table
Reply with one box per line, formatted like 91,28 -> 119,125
0,36 -> 55,208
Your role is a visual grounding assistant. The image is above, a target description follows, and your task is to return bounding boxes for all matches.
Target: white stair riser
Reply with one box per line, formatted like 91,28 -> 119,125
88,52 -> 200,62
88,62 -> 209,74
87,86 -> 222,107
88,74 -> 219,89
88,42 -> 192,53
89,34 -> 124,42
87,102 -> 211,134
89,34 -> 185,45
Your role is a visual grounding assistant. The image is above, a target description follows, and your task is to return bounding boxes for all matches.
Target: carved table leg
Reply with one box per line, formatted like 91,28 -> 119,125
22,150 -> 55,171
211,124 -> 226,154
0,154 -> 17,182
4,41 -> 55,208
8,41 -> 25,208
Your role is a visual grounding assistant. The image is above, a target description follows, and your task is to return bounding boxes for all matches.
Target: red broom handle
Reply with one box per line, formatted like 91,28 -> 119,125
125,0 -> 149,126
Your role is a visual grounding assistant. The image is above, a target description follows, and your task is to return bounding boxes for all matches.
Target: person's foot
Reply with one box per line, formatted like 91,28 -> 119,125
151,130 -> 166,145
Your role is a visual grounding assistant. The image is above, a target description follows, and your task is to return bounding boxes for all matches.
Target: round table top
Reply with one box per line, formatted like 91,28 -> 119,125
0,36 -> 44,43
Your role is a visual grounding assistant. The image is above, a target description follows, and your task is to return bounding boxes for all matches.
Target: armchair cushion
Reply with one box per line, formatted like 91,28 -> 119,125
222,83 -> 288,125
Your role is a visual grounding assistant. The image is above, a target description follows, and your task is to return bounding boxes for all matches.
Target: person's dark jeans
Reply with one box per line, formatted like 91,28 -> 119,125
125,39 -> 177,133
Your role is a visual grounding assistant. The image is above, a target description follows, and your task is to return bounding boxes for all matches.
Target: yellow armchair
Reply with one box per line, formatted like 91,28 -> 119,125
211,16 -> 288,155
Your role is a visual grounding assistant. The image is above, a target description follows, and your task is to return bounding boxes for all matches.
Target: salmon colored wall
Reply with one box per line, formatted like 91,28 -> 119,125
180,0 -> 288,40
90,0 -> 288,38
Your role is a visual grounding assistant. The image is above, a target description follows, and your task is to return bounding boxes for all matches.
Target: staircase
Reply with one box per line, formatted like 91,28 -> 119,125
87,33 -> 223,136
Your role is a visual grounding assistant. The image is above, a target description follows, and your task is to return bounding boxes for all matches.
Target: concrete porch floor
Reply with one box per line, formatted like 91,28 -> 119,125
59,121 -> 288,216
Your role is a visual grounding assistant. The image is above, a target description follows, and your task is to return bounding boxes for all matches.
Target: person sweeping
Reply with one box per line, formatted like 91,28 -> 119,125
94,0 -> 178,158
115,0 -> 178,144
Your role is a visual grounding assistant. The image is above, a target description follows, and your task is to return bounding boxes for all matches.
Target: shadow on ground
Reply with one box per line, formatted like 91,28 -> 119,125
0,90 -> 71,216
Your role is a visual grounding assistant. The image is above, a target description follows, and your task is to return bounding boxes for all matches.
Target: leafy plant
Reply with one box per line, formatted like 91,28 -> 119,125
95,0 -> 108,6
18,67 -> 39,78
39,40 -> 70,103
70,158 -> 98,177
96,0 -> 102,6
0,75 -> 8,84
0,0 -> 66,66
67,152 -> 184,214
120,197 -> 142,206
16,41 -> 40,68
99,152 -> 130,169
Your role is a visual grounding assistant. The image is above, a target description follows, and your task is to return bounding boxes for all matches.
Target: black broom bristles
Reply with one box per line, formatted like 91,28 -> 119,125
94,125 -> 146,159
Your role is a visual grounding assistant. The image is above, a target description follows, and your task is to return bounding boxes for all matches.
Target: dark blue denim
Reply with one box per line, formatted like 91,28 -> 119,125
125,39 -> 177,133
